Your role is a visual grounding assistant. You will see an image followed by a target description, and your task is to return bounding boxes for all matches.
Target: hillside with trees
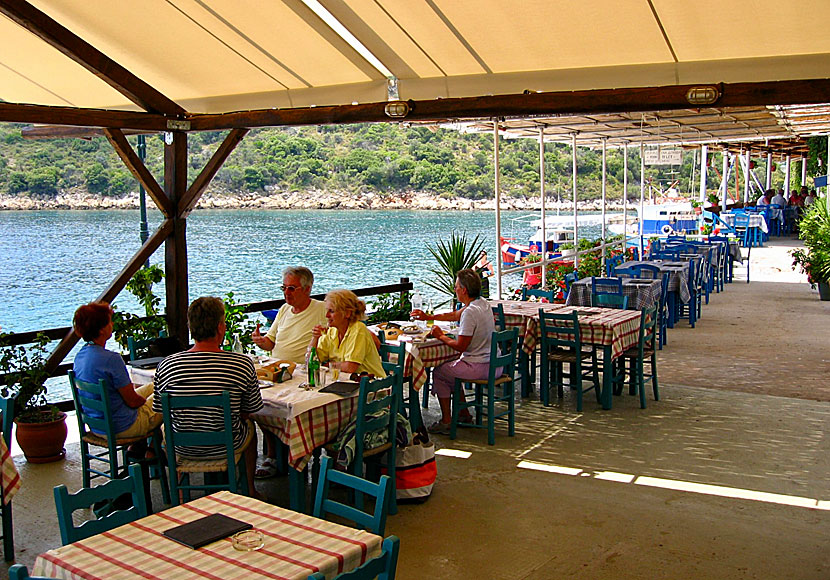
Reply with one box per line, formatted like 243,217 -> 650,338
0,122 -> 815,203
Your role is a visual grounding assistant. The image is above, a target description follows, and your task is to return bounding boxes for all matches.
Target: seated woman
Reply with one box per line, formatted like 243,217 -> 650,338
72,302 -> 161,447
411,269 -> 494,434
311,289 -> 385,379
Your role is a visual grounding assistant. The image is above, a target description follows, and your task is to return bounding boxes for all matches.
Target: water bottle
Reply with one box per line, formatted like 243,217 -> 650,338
232,334 -> 243,354
411,291 -> 424,329
426,298 -> 435,327
307,347 -> 320,387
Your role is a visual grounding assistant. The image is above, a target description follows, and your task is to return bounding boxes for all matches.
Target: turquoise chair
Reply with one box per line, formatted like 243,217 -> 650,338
68,370 -> 170,509
492,303 -> 533,398
8,564 -> 59,580
538,310 -> 600,412
617,305 -> 659,408
450,328 -> 518,446
563,271 -> 579,301
127,330 -> 167,361
312,456 -> 391,536
379,341 -> 418,430
591,293 -> 629,309
656,272 -> 670,350
160,391 -> 249,504
54,463 -> 148,545
604,254 -> 624,276
521,287 -> 556,302
491,303 -> 505,331
0,394 -> 15,561
307,535 -> 400,580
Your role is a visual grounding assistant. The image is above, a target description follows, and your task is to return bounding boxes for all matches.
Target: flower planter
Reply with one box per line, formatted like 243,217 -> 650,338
818,282 -> 830,301
14,411 -> 68,463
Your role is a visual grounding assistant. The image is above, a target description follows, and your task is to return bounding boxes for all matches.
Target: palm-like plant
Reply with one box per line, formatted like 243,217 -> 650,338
792,201 -> 830,285
424,232 -> 485,304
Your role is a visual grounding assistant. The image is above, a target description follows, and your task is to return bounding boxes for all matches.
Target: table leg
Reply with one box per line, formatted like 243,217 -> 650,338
289,467 -> 306,513
408,384 -> 424,431
602,345 -> 613,410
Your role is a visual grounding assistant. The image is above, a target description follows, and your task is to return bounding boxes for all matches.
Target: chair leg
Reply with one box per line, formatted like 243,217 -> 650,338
638,357 -> 647,409
80,441 -> 92,488
651,353 -> 660,401
574,359 -> 583,412
539,355 -> 549,406
2,503 -> 13,562
421,368 -> 432,409
487,384 -> 496,446
508,381 -> 516,438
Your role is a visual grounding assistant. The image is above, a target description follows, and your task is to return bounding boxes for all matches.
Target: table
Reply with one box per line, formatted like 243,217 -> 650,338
1,438 -> 20,504
720,212 -> 769,233
33,491 -> 381,580
565,277 -> 661,310
618,260 -> 691,304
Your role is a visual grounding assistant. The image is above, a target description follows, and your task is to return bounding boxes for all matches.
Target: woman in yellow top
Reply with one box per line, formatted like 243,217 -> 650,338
310,289 -> 385,379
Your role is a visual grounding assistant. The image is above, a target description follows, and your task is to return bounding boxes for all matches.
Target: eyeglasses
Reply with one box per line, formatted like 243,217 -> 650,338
280,285 -> 301,292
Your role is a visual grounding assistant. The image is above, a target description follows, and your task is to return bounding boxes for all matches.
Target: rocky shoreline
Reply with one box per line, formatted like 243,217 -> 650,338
0,188 -> 627,212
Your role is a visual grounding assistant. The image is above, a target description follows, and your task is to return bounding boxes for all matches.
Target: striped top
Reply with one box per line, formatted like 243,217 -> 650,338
152,351 -> 263,459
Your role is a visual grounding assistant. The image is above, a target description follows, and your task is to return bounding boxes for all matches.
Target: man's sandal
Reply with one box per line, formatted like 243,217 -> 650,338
255,457 -> 278,479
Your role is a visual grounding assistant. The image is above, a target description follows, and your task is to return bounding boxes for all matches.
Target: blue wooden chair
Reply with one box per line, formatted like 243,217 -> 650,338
604,254 -> 624,276
563,271 -> 579,301
521,287 -> 556,302
0,394 -> 16,561
68,370 -> 169,510
538,310 -> 600,412
613,266 -> 637,278
591,277 -> 627,309
592,293 -> 629,309
678,259 -> 703,327
312,455 -> 392,536
8,564 -> 59,580
54,463 -> 148,545
160,391 -> 249,504
491,303 -> 505,331
379,341 -> 418,431
306,535 -> 400,580
617,306 -> 660,408
127,330 -> 167,361
656,272 -> 670,349
451,328 -> 518,445
630,264 -> 661,280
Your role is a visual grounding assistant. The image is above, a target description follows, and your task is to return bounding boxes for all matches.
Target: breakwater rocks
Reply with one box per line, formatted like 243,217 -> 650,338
0,189 -> 626,212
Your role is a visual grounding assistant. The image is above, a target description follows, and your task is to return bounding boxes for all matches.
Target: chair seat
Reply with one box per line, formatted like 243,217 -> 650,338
546,348 -> 593,363
175,449 -> 245,473
620,346 -> 655,359
466,374 -> 512,386
81,432 -> 147,448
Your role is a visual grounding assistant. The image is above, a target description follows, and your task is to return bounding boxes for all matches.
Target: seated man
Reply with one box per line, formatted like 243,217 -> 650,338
153,296 -> 263,498
250,266 -> 326,478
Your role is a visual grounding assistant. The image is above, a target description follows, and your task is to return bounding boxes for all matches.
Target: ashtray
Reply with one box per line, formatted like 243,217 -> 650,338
232,529 -> 264,551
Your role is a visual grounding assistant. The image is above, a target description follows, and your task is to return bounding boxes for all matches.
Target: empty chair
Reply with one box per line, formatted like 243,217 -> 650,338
617,306 -> 660,408
160,391 -> 250,504
8,564 -> 59,580
307,534 -> 400,580
591,277 -> 627,309
451,328 -> 518,445
630,264 -> 661,280
591,293 -> 629,309
605,254 -> 624,276
54,464 -> 148,545
538,310 -> 599,412
312,455 -> 392,536
521,287 -> 556,302
591,277 -> 622,296
563,271 -> 579,300
379,341 -> 415,429
0,394 -> 16,561
127,330 -> 168,361
613,266 -> 637,279
656,272 -> 670,349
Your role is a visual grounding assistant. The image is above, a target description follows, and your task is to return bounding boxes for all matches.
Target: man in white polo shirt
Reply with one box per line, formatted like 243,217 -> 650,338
251,266 -> 326,477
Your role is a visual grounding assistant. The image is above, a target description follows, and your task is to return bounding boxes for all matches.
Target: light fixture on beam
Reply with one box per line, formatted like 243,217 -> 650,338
686,86 -> 721,106
384,100 -> 411,118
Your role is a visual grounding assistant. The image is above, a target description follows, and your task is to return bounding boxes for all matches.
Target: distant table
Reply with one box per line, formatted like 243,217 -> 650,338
566,277 -> 661,310
33,491 -> 381,580
1,438 -> 20,504
720,212 -> 769,233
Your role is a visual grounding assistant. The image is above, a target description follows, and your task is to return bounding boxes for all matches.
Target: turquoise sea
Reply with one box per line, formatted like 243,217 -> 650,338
0,208 -> 603,400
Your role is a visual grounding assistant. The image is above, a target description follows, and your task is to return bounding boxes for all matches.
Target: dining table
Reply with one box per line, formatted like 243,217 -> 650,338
565,277 -> 662,310
32,490 -> 382,580
1,437 -> 21,504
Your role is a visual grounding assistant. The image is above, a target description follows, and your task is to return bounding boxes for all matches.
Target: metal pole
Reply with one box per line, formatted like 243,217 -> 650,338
494,120 -> 503,299
539,127 -> 547,287
721,150 -> 728,211
601,137 -> 607,273
639,143 -> 645,258
766,150 -> 773,190
623,142 -> 629,250
572,133 -> 579,269
699,144 -> 708,204
138,135 -> 150,268
785,155 -> 792,197
743,151 -> 751,204
801,155 -> 807,187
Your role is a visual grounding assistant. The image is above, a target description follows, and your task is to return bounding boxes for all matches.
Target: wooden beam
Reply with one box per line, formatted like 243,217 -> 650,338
1,103 -> 170,131
104,128 -> 173,217
164,133 -> 190,344
179,128 -> 249,218
22,125 -> 152,140
0,0 -> 184,116
187,78 -> 830,131
44,219 -> 173,374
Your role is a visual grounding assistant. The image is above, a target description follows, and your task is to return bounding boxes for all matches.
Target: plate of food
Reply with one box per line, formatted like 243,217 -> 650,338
402,324 -> 423,335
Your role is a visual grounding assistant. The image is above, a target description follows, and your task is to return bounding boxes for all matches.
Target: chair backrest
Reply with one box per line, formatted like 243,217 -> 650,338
659,272 -> 670,315
68,370 -> 118,442
521,287 -> 556,302
591,293 -> 629,309
54,463 -> 148,545
127,330 -> 168,361
161,391 -> 243,497
378,341 -> 406,410
734,214 -> 750,227
539,310 -> 581,352
637,305 -> 658,351
0,394 -> 16,447
613,266 -> 637,279
591,277 -> 622,296
666,234 -> 686,244
563,271 -> 578,291
312,455 -> 392,536
486,328 -> 518,384
353,374 -> 398,475
652,250 -> 681,261
491,303 -> 505,331
8,564 -> 60,580
631,264 -> 661,280
306,535 -> 400,580
605,254 -> 624,276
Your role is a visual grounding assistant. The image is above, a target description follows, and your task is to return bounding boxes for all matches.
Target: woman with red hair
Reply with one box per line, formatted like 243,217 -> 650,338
72,302 -> 161,444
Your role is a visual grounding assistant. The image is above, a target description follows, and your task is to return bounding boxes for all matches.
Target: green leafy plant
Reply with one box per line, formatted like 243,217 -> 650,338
111,265 -> 167,352
223,291 -> 258,353
424,232 -> 484,304
790,202 -> 830,287
366,292 -> 412,324
0,332 -> 59,422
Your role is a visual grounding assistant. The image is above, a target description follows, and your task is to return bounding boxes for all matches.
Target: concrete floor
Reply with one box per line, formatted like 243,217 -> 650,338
5,237 -> 830,579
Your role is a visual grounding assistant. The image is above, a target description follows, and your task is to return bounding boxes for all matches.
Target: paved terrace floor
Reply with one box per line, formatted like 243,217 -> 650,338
5,237 -> 829,579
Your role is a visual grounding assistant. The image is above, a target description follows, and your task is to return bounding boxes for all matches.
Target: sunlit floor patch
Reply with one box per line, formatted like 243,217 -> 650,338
435,448 -> 472,459
517,461 -> 828,510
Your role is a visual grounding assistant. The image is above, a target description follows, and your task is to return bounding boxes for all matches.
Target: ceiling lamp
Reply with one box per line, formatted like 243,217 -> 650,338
384,101 -> 411,118
686,86 -> 721,106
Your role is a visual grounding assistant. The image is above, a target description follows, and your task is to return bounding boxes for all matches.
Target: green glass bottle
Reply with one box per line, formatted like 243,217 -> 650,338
307,346 -> 320,387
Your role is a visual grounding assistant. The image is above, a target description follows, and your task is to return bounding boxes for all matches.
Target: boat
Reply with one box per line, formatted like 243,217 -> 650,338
608,201 -> 699,236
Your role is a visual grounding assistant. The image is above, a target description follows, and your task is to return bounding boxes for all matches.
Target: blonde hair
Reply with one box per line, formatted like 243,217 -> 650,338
325,289 -> 366,325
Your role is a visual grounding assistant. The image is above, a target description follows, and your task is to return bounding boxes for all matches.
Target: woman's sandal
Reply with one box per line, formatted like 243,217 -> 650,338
255,457 -> 278,479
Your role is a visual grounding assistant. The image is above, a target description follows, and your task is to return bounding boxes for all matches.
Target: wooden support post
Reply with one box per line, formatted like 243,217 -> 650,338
164,132 -> 190,344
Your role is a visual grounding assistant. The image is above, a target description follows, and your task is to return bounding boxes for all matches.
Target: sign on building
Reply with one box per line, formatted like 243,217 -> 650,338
644,147 -> 682,165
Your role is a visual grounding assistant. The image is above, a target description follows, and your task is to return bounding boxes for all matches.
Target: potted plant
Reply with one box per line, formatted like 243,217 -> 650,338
790,202 -> 830,300
0,332 -> 68,463
424,232 -> 484,305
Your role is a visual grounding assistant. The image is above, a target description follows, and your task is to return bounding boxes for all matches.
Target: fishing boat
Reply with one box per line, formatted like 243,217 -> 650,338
609,201 -> 699,236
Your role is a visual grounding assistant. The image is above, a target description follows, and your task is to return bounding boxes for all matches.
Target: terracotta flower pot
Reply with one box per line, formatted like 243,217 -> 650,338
14,411 -> 68,464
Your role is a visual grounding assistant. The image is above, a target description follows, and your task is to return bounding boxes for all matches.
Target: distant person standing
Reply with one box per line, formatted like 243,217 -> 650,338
804,189 -> 816,207
474,250 -> 495,298
756,189 -> 772,206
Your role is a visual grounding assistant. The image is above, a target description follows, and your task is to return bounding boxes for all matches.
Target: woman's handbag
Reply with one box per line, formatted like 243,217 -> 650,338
394,428 -> 436,502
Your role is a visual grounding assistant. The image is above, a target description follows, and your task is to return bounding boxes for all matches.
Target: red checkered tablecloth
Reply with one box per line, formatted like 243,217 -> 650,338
405,340 -> 460,392
33,491 -> 381,580
1,438 -> 20,504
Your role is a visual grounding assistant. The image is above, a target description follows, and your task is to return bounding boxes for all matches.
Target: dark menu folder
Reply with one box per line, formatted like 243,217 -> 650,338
162,513 -> 252,549
319,381 -> 361,395
126,356 -> 166,369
